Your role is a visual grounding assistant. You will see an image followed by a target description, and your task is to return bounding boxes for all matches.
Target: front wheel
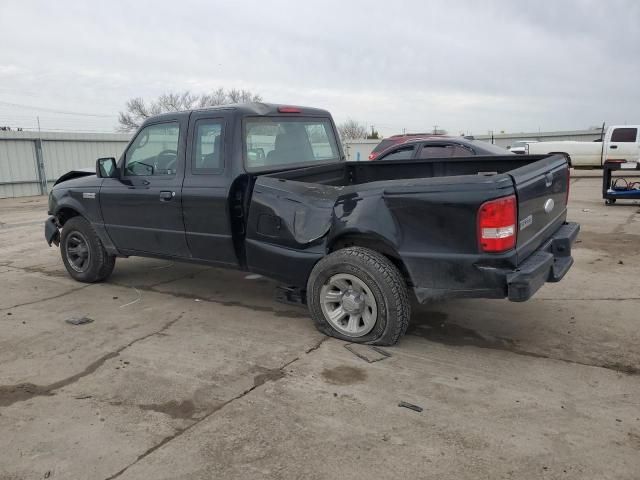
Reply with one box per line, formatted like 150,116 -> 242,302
60,216 -> 115,283
307,247 -> 410,345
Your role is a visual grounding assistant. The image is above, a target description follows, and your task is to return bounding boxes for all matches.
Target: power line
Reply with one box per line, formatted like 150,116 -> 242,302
0,100 -> 117,118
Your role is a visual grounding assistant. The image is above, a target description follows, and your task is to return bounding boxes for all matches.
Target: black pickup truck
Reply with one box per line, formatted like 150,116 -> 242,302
45,103 -> 579,345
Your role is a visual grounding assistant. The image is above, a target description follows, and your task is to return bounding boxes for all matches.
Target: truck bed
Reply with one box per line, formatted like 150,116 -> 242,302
247,153 -> 571,300
261,154 -> 553,186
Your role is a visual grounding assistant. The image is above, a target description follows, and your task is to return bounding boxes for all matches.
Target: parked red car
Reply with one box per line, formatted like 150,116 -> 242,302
368,133 -> 442,160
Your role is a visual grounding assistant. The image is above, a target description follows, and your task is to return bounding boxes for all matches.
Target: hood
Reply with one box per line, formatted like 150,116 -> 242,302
54,168 -> 96,186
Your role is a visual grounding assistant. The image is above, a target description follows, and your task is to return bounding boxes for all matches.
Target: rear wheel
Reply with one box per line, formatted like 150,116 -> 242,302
307,247 -> 410,345
60,216 -> 115,283
605,198 -> 616,205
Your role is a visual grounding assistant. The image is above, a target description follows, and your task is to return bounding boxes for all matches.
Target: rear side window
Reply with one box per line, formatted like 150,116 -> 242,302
192,119 -> 224,174
451,145 -> 474,157
418,145 -> 453,159
245,117 -> 340,170
382,145 -> 415,160
611,127 -> 638,142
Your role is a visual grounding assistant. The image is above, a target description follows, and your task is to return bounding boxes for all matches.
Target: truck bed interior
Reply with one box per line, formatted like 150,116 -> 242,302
262,155 -> 557,186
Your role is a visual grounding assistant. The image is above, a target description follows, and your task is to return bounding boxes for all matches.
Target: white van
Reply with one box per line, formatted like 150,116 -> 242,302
527,126 -> 640,167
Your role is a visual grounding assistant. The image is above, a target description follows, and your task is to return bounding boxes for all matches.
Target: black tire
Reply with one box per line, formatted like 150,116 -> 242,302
60,216 -> 115,283
605,198 -> 616,205
307,247 -> 410,346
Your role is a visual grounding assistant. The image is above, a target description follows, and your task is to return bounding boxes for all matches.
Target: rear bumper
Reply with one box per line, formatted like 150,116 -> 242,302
506,222 -> 579,301
410,222 -> 579,303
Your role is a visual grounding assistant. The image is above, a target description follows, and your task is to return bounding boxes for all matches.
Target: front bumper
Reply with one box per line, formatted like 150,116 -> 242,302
506,222 -> 579,301
45,216 -> 60,246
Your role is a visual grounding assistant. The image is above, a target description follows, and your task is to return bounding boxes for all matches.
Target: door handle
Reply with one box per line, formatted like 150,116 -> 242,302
610,145 -> 618,149
159,191 -> 175,201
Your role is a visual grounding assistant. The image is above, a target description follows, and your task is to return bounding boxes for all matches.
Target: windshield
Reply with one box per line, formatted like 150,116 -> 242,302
244,117 -> 340,170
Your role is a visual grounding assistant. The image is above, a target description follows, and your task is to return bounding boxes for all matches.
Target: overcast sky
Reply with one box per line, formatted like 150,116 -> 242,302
1,0 -> 638,136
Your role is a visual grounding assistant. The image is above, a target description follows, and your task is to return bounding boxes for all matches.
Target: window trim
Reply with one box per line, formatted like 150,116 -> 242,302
123,120 -> 181,178
242,115 -> 342,173
379,144 -> 416,161
191,117 -> 226,175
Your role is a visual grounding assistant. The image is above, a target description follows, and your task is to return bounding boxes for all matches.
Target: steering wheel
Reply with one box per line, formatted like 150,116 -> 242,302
155,149 -> 178,173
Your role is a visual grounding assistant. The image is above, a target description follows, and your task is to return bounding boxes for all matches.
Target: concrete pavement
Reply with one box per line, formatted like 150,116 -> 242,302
0,178 -> 638,479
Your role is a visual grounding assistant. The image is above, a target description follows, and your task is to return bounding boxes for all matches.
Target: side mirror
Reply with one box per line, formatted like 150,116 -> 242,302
96,157 -> 118,178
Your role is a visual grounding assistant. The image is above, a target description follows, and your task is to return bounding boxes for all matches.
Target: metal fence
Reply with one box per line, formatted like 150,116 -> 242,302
0,131 -> 131,199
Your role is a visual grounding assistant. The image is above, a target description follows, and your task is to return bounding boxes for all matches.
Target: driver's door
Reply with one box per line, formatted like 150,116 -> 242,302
100,118 -> 190,257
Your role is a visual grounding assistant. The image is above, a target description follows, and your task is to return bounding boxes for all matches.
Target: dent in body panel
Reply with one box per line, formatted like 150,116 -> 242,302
249,181 -> 340,247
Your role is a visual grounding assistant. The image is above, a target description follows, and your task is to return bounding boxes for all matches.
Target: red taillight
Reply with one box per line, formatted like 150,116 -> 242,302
278,106 -> 301,113
368,152 -> 379,160
477,195 -> 517,253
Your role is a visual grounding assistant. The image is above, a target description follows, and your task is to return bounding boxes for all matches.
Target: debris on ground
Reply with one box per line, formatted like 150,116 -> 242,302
119,287 -> 141,308
345,343 -> 392,363
398,401 -> 423,413
618,260 -> 624,265
582,208 -> 591,212
65,316 -> 94,326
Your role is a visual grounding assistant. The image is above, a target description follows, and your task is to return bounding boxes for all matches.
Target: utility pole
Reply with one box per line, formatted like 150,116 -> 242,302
433,125 -> 439,134
34,115 -> 48,195
370,125 -> 375,137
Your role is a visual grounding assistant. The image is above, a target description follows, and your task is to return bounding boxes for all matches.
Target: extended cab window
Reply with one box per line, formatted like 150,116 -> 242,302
611,127 -> 638,142
125,122 -> 180,176
244,117 -> 340,169
193,120 -> 223,173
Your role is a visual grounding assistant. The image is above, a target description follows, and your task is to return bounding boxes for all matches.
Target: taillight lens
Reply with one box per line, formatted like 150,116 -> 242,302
478,195 -> 517,253
368,152 -> 378,160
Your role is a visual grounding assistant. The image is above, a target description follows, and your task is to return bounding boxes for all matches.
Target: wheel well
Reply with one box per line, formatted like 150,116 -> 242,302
56,207 -> 80,226
328,234 -> 413,287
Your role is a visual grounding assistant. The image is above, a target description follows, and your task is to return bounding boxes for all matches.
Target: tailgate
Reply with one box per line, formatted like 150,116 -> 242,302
509,154 -> 569,262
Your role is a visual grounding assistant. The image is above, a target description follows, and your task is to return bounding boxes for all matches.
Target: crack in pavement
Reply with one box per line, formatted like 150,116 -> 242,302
103,349 -> 316,480
0,283 -> 93,312
406,330 -> 640,376
0,313 -> 185,407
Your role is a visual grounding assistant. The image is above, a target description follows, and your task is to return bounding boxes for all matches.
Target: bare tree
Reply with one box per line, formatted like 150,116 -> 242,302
118,88 -> 263,132
337,119 -> 368,141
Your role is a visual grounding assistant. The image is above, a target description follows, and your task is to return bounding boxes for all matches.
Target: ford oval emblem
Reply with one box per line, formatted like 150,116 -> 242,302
544,198 -> 555,213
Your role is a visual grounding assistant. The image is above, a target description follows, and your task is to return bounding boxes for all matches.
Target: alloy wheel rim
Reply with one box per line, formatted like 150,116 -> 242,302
319,273 -> 377,337
65,232 -> 91,273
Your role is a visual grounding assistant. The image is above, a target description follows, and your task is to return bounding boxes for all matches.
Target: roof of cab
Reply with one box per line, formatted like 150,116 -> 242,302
143,103 -> 331,124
